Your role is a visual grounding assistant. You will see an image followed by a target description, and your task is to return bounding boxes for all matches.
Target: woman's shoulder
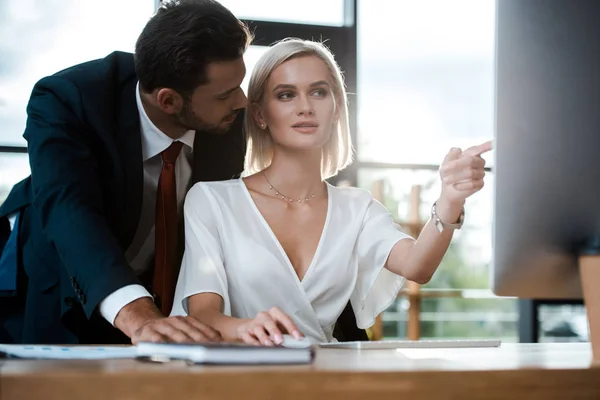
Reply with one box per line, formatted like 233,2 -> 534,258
328,183 -> 379,215
328,183 -> 374,203
186,179 -> 244,208
189,178 -> 243,195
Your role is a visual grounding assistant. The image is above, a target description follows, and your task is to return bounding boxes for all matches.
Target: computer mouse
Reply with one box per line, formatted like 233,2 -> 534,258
281,334 -> 312,348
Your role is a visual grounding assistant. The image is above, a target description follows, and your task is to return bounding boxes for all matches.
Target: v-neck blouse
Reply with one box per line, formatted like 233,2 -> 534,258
238,177 -> 332,284
170,179 -> 412,343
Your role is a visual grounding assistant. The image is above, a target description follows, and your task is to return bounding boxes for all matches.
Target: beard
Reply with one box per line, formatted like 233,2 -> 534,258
174,100 -> 238,135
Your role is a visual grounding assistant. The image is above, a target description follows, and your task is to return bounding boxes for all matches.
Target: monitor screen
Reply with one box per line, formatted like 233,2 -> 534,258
492,0 -> 600,299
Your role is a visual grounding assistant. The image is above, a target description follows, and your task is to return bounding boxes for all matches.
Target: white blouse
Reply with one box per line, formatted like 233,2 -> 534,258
170,179 -> 412,344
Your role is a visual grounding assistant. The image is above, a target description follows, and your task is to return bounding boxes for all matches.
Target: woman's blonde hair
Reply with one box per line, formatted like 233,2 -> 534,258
244,38 -> 353,179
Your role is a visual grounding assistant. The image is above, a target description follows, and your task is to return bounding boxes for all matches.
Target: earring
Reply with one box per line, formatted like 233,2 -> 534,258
260,123 -> 266,129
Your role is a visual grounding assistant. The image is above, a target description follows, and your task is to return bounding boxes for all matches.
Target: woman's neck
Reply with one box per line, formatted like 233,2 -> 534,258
263,149 -> 325,201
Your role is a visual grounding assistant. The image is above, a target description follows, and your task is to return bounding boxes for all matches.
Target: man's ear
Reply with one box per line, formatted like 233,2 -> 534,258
156,88 -> 184,115
250,103 -> 267,128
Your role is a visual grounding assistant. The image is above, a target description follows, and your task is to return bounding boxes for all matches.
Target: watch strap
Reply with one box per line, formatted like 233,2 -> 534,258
432,201 -> 465,233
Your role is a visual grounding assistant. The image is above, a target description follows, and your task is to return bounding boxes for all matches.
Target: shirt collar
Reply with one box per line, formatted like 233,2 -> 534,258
135,82 -> 195,161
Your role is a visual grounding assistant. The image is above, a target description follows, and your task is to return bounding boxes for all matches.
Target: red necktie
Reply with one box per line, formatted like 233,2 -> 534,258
153,141 -> 183,315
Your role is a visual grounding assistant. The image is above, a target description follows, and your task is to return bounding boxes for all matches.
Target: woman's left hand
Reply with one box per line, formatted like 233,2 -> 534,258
438,140 -> 493,206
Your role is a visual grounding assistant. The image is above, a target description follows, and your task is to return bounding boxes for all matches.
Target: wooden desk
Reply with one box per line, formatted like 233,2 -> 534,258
1,343 -> 598,399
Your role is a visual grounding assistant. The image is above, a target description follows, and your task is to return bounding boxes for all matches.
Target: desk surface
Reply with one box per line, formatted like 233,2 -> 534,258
1,343 -> 598,400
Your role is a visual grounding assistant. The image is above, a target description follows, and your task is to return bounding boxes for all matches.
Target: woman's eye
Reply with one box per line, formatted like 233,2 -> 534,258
312,89 -> 327,97
277,92 -> 294,100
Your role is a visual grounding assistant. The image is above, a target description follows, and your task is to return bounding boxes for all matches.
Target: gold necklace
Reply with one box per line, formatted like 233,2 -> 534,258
262,171 -> 317,203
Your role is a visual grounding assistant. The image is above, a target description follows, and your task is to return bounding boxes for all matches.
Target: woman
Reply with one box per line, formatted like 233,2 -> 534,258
170,38 -> 491,345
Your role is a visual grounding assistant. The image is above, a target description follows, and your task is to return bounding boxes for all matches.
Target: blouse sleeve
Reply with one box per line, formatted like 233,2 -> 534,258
170,183 -> 231,317
350,197 -> 413,329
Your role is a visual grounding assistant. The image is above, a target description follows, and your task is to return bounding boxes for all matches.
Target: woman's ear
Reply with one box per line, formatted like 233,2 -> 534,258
250,103 -> 267,129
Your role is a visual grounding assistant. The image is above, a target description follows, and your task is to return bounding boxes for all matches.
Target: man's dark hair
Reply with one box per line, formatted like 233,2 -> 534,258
134,0 -> 252,96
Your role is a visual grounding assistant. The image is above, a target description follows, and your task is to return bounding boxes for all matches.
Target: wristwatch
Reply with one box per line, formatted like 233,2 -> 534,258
431,201 -> 465,233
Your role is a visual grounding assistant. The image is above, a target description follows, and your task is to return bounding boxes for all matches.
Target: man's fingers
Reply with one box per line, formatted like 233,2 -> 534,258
132,330 -> 168,345
154,320 -> 195,343
269,308 -> 302,339
131,316 -> 223,345
169,317 -> 217,343
463,140 -> 493,157
141,317 -> 220,344
145,332 -> 169,344
185,317 -> 222,342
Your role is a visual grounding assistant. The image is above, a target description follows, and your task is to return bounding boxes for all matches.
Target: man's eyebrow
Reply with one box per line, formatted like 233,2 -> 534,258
272,81 -> 330,92
215,86 -> 239,97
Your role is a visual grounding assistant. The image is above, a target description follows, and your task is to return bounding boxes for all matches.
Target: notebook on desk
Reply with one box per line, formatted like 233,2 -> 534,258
135,342 -> 315,365
0,343 -> 314,365
319,339 -> 501,350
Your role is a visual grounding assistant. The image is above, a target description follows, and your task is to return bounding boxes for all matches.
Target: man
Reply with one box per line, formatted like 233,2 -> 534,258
0,0 -> 251,344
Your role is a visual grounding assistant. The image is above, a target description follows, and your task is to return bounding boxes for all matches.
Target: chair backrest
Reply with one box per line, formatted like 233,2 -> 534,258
333,301 -> 369,341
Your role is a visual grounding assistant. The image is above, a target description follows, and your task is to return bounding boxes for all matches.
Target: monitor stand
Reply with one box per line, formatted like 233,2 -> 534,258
579,237 -> 600,365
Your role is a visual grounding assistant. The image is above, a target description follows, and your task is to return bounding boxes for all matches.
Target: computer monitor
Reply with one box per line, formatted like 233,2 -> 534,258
492,0 -> 600,361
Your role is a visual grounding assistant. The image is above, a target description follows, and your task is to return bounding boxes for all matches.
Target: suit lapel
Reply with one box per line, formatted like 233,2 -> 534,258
115,77 -> 143,250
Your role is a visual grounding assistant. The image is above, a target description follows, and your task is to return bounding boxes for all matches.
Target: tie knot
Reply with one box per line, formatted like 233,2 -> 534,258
161,141 -> 183,164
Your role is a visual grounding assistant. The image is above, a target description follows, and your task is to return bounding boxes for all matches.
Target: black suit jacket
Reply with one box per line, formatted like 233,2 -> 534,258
0,51 -> 246,344
0,51 -> 367,344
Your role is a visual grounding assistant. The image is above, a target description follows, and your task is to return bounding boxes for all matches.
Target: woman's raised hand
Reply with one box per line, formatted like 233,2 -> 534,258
438,140 -> 493,205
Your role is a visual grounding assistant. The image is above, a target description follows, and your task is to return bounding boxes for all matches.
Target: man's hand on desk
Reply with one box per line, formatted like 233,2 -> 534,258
114,297 -> 222,344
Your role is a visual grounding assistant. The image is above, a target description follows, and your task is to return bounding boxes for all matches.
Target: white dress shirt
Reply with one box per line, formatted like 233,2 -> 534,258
171,180 -> 412,344
98,83 -> 195,325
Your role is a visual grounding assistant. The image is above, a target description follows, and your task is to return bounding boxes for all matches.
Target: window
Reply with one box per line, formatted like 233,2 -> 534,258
0,0 -> 156,146
219,0 -> 348,27
384,297 -> 517,341
0,153 -> 30,203
539,304 -> 588,343
242,46 -> 270,94
357,0 -> 495,166
357,0 -> 507,340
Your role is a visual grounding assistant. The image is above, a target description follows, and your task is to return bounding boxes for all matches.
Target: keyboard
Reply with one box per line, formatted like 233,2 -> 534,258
319,339 -> 501,350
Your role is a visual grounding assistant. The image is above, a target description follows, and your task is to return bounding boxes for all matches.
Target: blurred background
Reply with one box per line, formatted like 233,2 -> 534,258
0,0 -> 587,344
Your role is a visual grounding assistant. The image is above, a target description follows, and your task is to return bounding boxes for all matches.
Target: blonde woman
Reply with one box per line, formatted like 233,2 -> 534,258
170,38 -> 492,345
